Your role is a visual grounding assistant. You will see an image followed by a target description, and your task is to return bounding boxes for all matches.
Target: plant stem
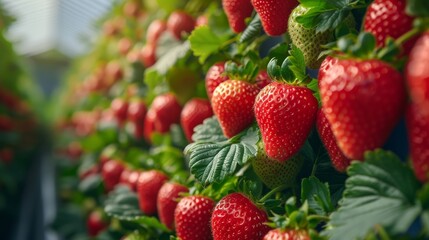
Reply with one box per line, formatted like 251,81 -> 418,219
395,28 -> 421,47
259,185 -> 288,202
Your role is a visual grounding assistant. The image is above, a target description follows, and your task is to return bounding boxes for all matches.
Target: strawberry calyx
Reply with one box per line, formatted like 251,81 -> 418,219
224,58 -> 260,83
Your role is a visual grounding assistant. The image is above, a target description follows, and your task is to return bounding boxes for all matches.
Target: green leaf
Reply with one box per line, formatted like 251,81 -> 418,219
191,116 -> 227,143
189,26 -> 230,64
322,150 -> 421,240
78,174 -> 102,194
240,14 -> 262,43
406,0 -> 429,17
156,0 -> 183,13
151,41 -> 191,75
301,176 -> 333,215
133,216 -> 171,232
185,126 -> 259,185
104,186 -> 143,220
288,44 -> 307,81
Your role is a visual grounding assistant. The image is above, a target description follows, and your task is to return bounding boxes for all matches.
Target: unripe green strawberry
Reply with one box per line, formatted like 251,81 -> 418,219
252,142 -> 304,189
288,5 -> 354,69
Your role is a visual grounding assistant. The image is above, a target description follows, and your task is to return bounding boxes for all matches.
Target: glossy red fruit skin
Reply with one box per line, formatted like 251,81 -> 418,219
316,109 -> 350,172
205,62 -> 229,100
139,44 -> 157,68
87,211 -> 108,237
101,160 -> 125,192
111,98 -> 129,124
137,170 -> 169,215
146,19 -> 167,44
255,82 -> 318,162
319,59 -> 406,160
127,170 -> 141,191
212,80 -> 260,138
255,70 -> 271,89
157,182 -> 189,230
143,93 -> 182,142
175,196 -> 215,240
407,32 -> 429,118
251,0 -> 299,36
222,0 -> 254,33
318,56 -> 338,81
181,98 -> 213,142
211,193 -> 271,240
127,100 -> 147,123
363,0 -> 417,54
406,104 -> 429,182
263,229 -> 310,240
167,11 -> 195,40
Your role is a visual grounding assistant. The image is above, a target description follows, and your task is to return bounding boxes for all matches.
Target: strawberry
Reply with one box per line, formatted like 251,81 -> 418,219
146,19 -> 167,44
252,142 -> 304,189
101,160 -> 125,192
195,15 -> 208,27
111,98 -> 128,125
118,37 -> 132,55
319,58 -> 406,160
167,11 -> 195,40
205,62 -> 229,100
0,148 -> 13,164
364,0 -> 417,54
255,82 -> 318,161
87,210 -> 108,237
157,182 -> 189,230
137,170 -> 168,215
318,56 -> 338,81
316,109 -> 351,172
263,229 -> 310,240
0,115 -> 14,131
251,0 -> 298,36
222,0 -> 254,33
127,99 -> 147,123
143,93 -> 182,141
406,32 -> 429,118
289,5 -> 355,69
139,43 -> 156,68
255,70 -> 271,89
406,104 -> 429,182
181,98 -> 214,142
211,193 -> 271,240
212,80 -> 260,138
120,169 -> 140,191
175,196 -> 215,240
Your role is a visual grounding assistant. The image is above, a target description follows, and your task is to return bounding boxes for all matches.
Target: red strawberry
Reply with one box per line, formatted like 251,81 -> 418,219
181,98 -> 214,142
139,43 -> 156,68
363,0 -> 417,54
222,0 -> 254,33
319,59 -> 406,160
212,80 -> 260,138
120,168 -> 131,185
251,0 -> 298,36
127,99 -> 147,123
254,82 -> 318,161
318,56 -> 338,81
157,182 -> 189,230
406,32 -> 429,118
127,170 -> 141,191
101,160 -> 125,192
263,229 -> 310,240
255,70 -> 271,89
316,109 -> 351,172
146,19 -> 167,44
0,148 -> 13,164
406,104 -> 429,182
0,115 -> 14,131
205,62 -> 229,100
137,170 -> 168,215
175,196 -> 215,240
143,93 -> 182,141
111,98 -> 128,125
87,211 -> 108,237
167,11 -> 195,40
211,193 -> 271,240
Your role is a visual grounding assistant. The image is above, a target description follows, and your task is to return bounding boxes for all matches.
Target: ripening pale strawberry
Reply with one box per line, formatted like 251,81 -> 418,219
205,62 -> 229,100
364,0 -> 417,54
252,142 -> 304,189
319,59 -> 406,160
251,0 -> 298,36
406,104 -> 429,182
316,109 -> 351,172
263,228 -> 310,240
181,98 -> 213,142
157,182 -> 189,230
406,32 -> 429,118
222,0 -> 254,33
254,82 -> 318,161
175,196 -> 215,240
211,193 -> 271,240
137,170 -> 169,215
212,80 -> 260,138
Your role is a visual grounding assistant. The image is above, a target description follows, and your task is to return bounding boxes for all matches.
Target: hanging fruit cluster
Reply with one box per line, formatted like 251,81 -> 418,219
53,0 -> 429,239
